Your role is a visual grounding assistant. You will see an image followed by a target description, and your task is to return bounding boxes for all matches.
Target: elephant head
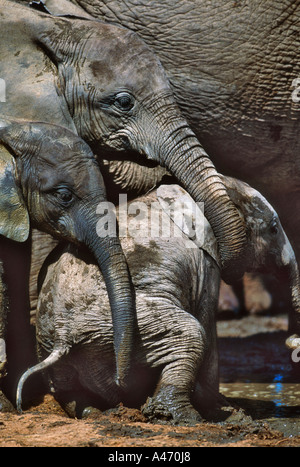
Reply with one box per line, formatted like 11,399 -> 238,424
221,175 -> 300,338
0,119 -> 135,387
25,6 -> 247,279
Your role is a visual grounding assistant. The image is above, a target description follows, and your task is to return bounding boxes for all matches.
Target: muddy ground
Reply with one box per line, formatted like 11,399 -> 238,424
1,312 -> 300,448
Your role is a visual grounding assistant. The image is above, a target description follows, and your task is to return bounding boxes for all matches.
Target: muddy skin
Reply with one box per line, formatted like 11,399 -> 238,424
142,385 -> 203,424
15,177 -> 300,435
0,390 -> 15,413
0,120 -> 136,408
1,311 -> 299,446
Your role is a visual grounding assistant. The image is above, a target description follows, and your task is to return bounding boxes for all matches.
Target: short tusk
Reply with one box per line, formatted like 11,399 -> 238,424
16,347 -> 66,413
285,334 -> 300,350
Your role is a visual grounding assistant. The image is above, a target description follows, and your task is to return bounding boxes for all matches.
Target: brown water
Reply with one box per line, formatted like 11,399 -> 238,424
217,314 -> 300,437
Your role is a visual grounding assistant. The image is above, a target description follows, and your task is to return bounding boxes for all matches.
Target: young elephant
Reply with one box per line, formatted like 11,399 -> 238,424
16,177 -> 300,421
0,119 -> 135,408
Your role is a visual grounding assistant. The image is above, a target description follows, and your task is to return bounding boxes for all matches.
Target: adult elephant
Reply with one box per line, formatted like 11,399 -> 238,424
61,0 -> 300,267
0,0 -> 246,282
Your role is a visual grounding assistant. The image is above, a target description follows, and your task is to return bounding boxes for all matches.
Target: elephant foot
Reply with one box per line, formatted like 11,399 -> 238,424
141,385 -> 202,425
54,390 -> 105,419
192,384 -> 252,424
221,406 -> 253,425
203,404 -> 252,425
81,406 -> 103,419
0,390 -> 16,413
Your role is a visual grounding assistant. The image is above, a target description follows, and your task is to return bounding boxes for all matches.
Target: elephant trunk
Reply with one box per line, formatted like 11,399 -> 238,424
16,211 -> 136,410
153,119 -> 247,281
76,207 -> 135,387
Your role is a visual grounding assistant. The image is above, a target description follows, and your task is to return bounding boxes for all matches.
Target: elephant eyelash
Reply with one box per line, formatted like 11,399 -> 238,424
98,92 -> 135,112
47,187 -> 76,206
269,219 -> 279,235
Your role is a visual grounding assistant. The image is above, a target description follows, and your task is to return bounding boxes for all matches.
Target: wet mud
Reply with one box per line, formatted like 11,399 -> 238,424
218,313 -> 300,439
1,312 -> 300,447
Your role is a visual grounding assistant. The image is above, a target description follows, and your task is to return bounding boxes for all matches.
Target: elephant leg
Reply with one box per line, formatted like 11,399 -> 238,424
29,230 -> 59,325
46,360 -> 103,419
0,260 -> 15,412
0,237 -> 33,410
141,309 -> 204,424
191,318 -> 225,418
0,260 -> 8,379
142,382 -> 202,424
191,327 -> 251,424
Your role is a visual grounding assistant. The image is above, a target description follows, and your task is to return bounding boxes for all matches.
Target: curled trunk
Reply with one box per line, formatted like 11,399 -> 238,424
151,113 -> 247,281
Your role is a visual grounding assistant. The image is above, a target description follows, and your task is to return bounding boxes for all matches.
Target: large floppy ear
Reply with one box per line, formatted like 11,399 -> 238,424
0,145 -> 30,242
26,2 -> 94,66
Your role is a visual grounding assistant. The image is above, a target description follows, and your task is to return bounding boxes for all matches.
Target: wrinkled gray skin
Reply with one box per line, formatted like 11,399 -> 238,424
64,0 -> 300,267
1,0 -> 247,283
0,120 -> 135,410
17,177 -> 300,422
52,0 -> 300,317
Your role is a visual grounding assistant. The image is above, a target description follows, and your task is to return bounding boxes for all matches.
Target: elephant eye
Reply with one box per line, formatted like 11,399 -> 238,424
53,187 -> 74,205
270,219 -> 279,235
114,92 -> 134,111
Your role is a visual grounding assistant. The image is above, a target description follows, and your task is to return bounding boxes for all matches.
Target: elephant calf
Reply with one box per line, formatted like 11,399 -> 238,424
0,119 -> 136,412
17,177 -> 300,422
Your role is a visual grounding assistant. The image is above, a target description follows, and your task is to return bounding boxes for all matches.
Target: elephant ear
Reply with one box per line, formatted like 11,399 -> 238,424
30,0 -> 94,19
218,175 -> 252,208
0,146 -> 30,242
219,174 -> 274,221
157,184 -> 220,267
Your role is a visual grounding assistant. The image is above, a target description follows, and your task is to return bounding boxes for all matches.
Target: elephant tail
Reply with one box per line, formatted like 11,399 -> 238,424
16,347 -> 67,413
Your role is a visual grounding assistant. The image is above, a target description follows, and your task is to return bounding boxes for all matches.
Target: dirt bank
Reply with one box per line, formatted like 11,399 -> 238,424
1,313 -> 300,448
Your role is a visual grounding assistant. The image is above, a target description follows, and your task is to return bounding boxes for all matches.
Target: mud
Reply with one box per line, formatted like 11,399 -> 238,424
1,312 -> 300,447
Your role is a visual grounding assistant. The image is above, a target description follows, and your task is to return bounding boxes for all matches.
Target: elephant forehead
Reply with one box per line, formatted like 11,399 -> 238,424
237,181 -> 275,218
84,33 -> 169,95
243,193 -> 275,224
31,155 -> 100,196
38,132 -> 93,161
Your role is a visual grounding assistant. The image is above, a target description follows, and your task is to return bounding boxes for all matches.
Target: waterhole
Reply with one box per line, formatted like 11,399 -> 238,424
217,314 -> 300,437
